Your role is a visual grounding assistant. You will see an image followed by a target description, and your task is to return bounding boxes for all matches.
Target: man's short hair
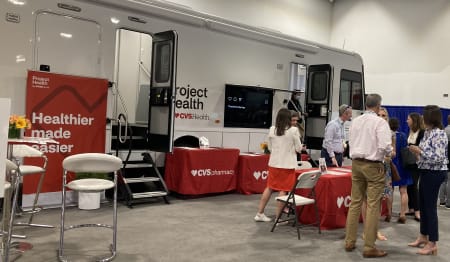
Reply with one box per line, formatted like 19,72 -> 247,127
339,104 -> 351,116
365,94 -> 382,108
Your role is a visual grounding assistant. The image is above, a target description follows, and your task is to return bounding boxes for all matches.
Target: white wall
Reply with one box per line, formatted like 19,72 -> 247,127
167,0 -> 333,44
330,0 -> 450,107
170,0 -> 450,108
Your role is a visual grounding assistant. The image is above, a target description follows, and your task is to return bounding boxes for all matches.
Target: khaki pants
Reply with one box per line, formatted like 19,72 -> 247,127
345,160 -> 385,251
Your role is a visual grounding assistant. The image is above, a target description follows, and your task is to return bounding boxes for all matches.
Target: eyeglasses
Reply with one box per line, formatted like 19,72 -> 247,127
378,114 -> 387,117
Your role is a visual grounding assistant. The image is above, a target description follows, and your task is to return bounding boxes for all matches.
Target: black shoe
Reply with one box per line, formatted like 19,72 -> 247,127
405,212 -> 414,216
414,216 -> 421,222
446,206 -> 450,210
439,202 -> 446,207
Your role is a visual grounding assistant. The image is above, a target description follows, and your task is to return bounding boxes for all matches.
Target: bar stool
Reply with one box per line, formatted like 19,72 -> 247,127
3,159 -> 24,262
58,153 -> 122,262
10,144 -> 51,228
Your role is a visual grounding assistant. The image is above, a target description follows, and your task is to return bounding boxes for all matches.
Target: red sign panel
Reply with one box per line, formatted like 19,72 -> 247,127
25,70 -> 108,194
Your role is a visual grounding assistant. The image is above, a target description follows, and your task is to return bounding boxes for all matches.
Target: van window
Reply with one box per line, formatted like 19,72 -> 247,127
154,41 -> 171,83
310,72 -> 328,101
340,70 -> 363,110
35,12 -> 101,77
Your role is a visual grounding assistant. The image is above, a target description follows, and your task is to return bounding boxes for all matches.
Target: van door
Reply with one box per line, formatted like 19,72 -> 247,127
147,31 -> 178,153
305,64 -> 333,150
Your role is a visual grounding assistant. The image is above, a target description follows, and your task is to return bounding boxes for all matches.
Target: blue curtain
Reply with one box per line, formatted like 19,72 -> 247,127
384,106 -> 450,134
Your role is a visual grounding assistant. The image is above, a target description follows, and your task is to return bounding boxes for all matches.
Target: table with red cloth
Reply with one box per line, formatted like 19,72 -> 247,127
296,167 -> 353,230
237,153 -> 270,195
236,153 -> 311,195
165,147 -> 240,195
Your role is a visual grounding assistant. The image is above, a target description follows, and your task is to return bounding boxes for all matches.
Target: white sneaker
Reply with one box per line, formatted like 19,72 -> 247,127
275,221 -> 289,226
254,213 -> 272,222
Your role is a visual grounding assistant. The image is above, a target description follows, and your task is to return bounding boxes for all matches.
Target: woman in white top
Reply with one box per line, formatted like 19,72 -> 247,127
254,108 -> 303,222
406,112 -> 425,221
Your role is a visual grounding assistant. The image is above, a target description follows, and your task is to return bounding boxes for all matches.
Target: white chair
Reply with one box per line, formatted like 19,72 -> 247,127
297,160 -> 312,169
271,170 -> 322,239
11,144 -> 51,228
58,153 -> 122,262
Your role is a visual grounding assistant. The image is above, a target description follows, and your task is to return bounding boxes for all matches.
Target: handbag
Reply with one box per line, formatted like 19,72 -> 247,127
390,161 -> 401,182
400,147 -> 417,169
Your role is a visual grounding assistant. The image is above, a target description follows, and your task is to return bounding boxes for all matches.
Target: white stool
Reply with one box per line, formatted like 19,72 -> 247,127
11,144 -> 51,228
58,153 -> 122,262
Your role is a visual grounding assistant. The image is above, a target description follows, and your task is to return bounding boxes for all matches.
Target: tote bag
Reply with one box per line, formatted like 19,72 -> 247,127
400,147 -> 416,169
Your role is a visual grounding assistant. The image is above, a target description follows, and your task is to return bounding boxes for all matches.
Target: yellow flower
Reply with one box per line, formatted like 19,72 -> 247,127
9,114 -> 32,130
260,142 -> 270,154
260,142 -> 268,150
16,118 -> 27,128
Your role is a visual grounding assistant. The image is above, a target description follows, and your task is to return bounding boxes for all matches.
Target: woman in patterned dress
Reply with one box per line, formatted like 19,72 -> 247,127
408,105 -> 448,255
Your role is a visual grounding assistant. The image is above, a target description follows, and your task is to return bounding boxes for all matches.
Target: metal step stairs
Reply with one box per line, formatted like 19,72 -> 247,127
111,124 -> 170,207
119,153 -> 170,207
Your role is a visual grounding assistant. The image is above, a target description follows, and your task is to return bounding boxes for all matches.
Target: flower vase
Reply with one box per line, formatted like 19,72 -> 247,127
8,128 -> 21,139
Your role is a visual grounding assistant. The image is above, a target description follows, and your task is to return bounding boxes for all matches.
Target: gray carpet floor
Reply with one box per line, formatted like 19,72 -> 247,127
8,190 -> 450,262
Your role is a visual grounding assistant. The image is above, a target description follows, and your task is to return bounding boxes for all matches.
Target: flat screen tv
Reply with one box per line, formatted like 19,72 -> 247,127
224,84 -> 274,128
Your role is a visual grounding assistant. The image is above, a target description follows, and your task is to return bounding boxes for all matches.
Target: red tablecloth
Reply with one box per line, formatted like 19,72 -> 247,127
237,153 -> 270,195
296,167 -> 352,230
165,147 -> 240,195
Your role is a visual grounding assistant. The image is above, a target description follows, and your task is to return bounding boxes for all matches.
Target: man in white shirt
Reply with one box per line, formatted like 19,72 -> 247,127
344,94 -> 392,258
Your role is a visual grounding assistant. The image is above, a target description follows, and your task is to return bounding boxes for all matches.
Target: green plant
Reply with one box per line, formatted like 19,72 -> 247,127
75,172 -> 109,180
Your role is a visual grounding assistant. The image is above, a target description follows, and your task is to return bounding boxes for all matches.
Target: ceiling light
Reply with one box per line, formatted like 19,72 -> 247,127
110,17 -> 120,24
8,0 -> 26,5
60,32 -> 72,38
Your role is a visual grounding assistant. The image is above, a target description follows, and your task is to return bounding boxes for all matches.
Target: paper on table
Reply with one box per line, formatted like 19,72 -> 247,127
240,152 -> 263,156
324,170 -> 348,175
332,167 -> 352,173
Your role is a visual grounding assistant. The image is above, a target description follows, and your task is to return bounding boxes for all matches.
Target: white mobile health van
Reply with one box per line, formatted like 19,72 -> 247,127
0,0 -> 365,161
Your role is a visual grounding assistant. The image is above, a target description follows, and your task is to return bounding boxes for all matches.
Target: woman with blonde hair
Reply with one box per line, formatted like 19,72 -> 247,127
378,107 -> 394,222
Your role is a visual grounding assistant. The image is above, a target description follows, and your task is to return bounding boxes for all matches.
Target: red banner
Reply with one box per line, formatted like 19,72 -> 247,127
25,71 -> 108,194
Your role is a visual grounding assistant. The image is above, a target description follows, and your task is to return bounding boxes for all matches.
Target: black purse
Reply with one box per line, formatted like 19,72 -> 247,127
400,147 -> 417,169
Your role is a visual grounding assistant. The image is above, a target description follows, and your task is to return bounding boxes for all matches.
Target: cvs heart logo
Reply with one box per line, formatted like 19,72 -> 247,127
337,197 -> 344,208
191,170 -> 197,176
253,171 -> 261,180
337,195 -> 352,208
261,171 -> 268,180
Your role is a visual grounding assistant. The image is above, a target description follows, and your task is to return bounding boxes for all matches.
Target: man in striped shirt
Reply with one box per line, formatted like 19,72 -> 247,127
321,104 -> 352,167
